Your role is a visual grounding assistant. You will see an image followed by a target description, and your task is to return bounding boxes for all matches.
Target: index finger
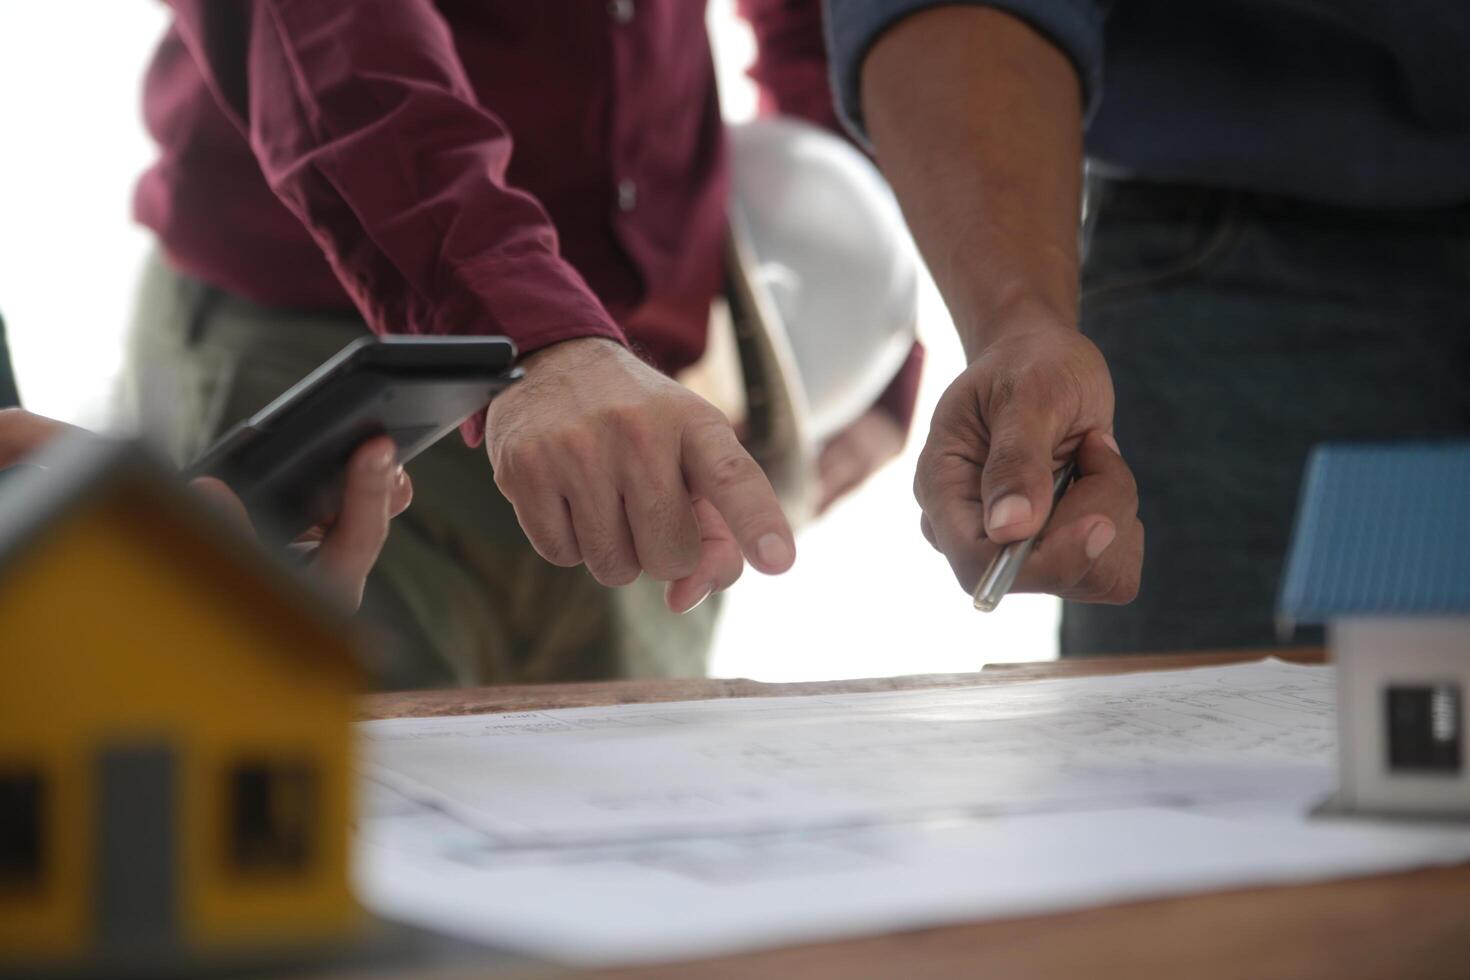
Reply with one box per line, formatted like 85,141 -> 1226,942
681,421 -> 796,575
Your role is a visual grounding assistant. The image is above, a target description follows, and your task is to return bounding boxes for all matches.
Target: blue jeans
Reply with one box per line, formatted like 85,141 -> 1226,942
1064,180 -> 1470,655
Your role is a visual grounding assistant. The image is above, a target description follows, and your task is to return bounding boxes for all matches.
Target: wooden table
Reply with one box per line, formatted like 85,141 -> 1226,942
363,649 -> 1470,980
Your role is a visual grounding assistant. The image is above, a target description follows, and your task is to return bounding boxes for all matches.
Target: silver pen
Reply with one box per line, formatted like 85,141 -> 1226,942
972,460 -> 1078,612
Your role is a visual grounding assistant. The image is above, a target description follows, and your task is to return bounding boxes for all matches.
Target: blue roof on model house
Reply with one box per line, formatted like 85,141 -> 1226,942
1278,442 -> 1470,625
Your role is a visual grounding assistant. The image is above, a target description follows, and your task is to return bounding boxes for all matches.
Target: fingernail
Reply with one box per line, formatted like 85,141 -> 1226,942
1101,432 -> 1121,455
756,532 -> 794,570
372,445 -> 396,472
394,465 -> 407,485
681,584 -> 714,615
987,494 -> 1032,534
1084,521 -> 1117,560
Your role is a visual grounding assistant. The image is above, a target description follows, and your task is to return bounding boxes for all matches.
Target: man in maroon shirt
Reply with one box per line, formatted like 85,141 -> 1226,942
127,0 -> 921,685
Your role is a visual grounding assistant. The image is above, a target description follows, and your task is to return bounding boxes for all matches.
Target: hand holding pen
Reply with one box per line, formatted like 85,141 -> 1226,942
914,331 -> 1143,608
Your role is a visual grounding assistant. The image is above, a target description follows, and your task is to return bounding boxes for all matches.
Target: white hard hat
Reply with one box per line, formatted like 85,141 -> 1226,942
725,116 -> 919,520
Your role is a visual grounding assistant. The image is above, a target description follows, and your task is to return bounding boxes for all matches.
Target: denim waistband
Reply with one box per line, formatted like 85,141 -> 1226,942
1087,176 -> 1470,235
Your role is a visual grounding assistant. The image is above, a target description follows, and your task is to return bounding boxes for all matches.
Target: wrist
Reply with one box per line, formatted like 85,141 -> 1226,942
520,335 -> 628,373
524,334 -> 625,361
944,233 -> 1079,361
957,295 -> 1075,363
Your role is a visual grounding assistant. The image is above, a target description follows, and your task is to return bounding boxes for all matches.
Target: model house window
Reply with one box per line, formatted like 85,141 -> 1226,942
228,761 -> 316,875
1386,684 -> 1462,774
0,769 -> 43,891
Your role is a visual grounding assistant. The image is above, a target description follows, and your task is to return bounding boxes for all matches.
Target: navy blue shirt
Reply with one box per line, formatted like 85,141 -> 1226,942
826,0 -> 1470,207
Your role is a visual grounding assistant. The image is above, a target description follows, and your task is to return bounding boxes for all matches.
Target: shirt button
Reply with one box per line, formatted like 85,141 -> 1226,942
608,0 -> 635,24
617,178 -> 638,212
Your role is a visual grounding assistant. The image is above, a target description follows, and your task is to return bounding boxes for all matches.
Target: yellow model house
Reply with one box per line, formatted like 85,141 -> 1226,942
0,434 -> 364,976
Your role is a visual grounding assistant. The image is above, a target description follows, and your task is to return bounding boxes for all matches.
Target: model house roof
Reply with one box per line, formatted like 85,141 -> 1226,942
0,431 -> 365,670
1278,442 -> 1470,625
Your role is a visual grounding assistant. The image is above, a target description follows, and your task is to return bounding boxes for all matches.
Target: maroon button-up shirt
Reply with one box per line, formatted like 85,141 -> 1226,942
135,0 -> 921,445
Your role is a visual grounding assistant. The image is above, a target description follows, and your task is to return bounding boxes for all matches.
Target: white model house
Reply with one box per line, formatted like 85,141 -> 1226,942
1279,442 -> 1470,818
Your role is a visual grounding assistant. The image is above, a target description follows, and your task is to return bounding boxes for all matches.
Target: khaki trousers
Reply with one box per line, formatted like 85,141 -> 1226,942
125,254 -> 721,689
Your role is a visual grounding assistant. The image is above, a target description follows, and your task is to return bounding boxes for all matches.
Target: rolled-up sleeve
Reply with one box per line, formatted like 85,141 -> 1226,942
823,0 -> 1105,142
167,0 -> 628,444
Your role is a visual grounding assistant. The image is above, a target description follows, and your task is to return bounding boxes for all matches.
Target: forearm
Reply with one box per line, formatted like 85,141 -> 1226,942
860,6 -> 1084,360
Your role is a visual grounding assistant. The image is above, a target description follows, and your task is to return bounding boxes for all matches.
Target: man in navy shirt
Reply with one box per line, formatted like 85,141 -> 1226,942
825,0 -> 1470,653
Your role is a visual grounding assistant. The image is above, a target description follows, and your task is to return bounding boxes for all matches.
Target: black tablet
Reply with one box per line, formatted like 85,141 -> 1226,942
188,335 -> 520,540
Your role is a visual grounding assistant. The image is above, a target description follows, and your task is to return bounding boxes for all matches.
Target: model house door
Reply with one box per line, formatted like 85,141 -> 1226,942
96,742 -> 177,952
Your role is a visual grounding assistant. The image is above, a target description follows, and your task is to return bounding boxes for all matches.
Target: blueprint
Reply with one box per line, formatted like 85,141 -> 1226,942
355,660 -> 1470,966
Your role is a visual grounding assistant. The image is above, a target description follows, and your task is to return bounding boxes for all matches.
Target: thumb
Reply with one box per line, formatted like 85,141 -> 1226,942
979,394 -> 1067,545
312,436 -> 397,610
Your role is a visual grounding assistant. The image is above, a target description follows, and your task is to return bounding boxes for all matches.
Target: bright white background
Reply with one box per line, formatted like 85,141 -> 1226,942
0,2 -> 1057,679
